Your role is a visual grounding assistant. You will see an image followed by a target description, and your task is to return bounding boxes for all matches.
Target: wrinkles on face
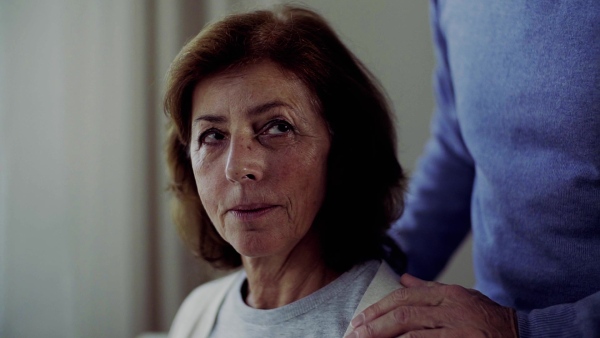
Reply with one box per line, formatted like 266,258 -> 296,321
189,61 -> 331,262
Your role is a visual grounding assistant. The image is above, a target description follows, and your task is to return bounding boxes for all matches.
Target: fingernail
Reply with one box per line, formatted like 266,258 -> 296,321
350,312 -> 365,328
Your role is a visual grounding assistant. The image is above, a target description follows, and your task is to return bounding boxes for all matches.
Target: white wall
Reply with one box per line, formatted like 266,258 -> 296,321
1,1 -> 150,337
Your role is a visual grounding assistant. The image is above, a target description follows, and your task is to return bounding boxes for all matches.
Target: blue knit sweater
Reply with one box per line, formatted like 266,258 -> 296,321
389,1 -> 600,337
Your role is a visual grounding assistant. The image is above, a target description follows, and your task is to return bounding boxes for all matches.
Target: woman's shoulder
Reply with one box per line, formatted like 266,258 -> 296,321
371,261 -> 403,291
355,261 -> 402,313
169,270 -> 242,338
185,271 -> 241,303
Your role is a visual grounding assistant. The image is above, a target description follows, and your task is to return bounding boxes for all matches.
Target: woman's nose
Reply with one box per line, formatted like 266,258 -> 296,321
225,137 -> 264,183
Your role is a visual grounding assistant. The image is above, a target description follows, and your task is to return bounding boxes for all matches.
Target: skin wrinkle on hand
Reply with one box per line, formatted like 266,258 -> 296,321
345,274 -> 518,338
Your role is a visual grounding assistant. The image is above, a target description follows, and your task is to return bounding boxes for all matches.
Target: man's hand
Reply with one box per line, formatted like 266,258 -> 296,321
345,273 -> 518,338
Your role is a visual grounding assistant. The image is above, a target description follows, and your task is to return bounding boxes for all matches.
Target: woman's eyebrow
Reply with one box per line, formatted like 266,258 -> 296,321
193,100 -> 291,126
193,114 -> 226,125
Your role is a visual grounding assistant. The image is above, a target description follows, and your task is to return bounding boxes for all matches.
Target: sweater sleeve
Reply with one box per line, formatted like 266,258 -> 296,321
517,290 -> 600,338
388,0 -> 474,280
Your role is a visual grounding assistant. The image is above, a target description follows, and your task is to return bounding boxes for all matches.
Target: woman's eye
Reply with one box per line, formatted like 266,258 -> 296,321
199,129 -> 226,145
263,121 -> 293,135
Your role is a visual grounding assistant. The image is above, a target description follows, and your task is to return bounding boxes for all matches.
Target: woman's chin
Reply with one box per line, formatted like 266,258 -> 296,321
231,238 -> 283,259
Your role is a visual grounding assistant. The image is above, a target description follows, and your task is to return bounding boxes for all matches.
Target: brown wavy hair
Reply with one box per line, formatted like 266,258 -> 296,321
164,5 -> 406,272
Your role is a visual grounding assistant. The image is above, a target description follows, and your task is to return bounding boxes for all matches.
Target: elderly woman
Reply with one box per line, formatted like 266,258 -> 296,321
164,5 -> 406,337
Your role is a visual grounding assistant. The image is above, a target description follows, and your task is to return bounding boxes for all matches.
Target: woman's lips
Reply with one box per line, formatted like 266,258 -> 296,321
228,204 -> 278,222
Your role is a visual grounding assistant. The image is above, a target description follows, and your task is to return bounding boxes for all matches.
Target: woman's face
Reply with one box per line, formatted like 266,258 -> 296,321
190,61 -> 331,259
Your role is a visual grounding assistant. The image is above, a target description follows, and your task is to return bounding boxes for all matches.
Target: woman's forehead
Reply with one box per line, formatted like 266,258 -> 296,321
191,61 -> 316,119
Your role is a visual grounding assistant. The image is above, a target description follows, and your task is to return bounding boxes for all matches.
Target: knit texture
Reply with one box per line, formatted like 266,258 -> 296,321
389,1 -> 600,337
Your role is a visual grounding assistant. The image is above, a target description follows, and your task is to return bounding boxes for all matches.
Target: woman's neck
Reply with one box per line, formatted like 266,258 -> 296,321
241,234 -> 341,309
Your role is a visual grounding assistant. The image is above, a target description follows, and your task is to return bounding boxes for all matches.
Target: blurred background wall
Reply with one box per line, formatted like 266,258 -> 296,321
0,1 -> 473,337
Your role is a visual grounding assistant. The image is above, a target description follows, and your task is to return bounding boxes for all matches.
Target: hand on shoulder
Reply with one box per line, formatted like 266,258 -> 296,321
345,273 -> 518,338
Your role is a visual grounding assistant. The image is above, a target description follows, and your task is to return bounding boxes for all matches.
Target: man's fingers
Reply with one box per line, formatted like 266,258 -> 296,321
347,306 -> 443,338
399,328 -> 482,338
399,273 -> 437,288
352,284 -> 445,327
346,307 -> 488,338
346,278 -> 518,338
